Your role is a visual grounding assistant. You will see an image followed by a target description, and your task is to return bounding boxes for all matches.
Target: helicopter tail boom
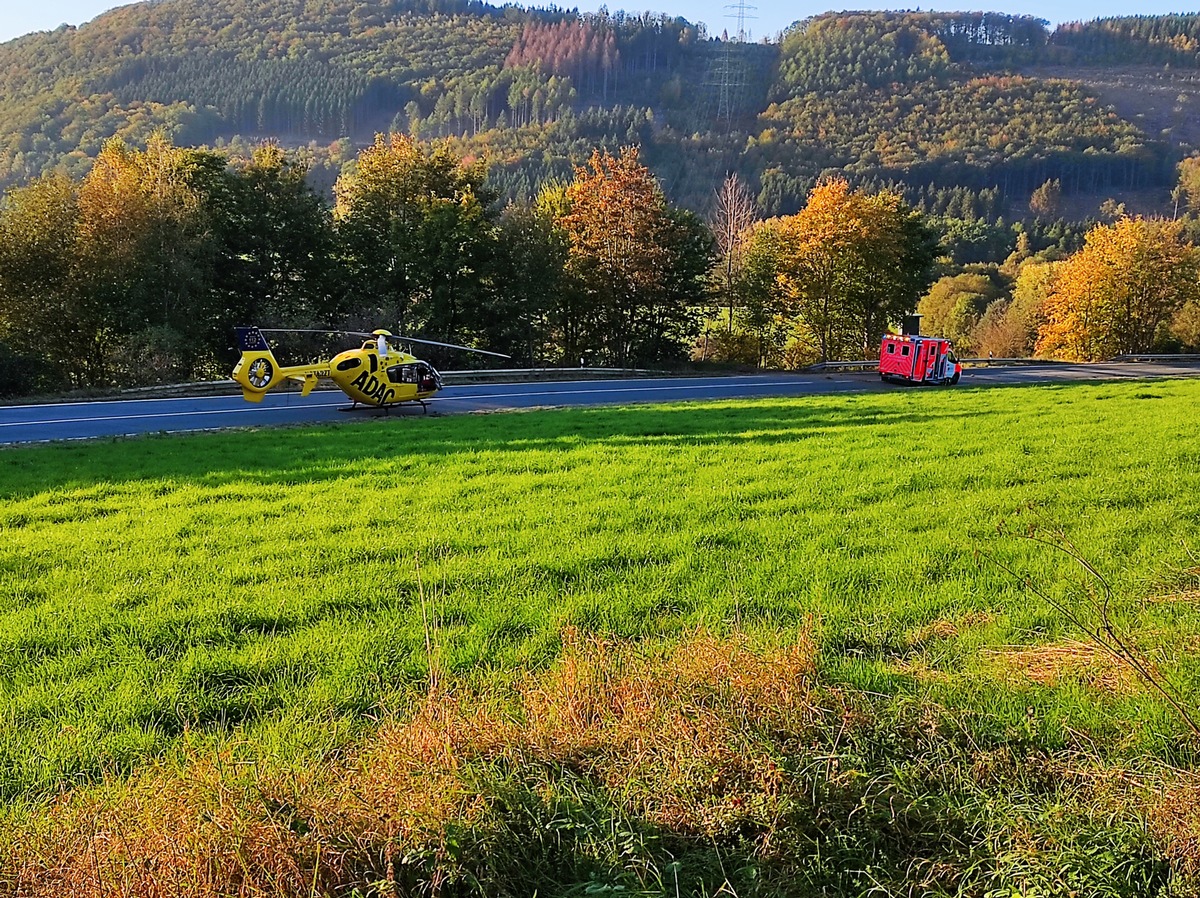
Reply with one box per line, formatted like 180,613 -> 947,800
232,326 -> 327,401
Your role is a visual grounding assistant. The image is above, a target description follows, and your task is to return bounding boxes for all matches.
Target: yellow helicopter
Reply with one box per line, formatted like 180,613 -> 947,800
231,326 -> 509,411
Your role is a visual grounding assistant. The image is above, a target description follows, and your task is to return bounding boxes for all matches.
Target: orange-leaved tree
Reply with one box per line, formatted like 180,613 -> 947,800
560,146 -> 704,366
1036,216 -> 1200,361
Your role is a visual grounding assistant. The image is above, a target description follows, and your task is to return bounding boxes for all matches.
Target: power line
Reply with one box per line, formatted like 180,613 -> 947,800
710,1 -> 756,128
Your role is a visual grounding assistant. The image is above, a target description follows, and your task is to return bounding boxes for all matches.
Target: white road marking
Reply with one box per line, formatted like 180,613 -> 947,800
433,379 -> 824,403
0,400 -> 348,428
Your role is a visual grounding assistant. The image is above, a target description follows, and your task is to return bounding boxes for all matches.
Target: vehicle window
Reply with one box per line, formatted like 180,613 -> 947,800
901,345 -> 909,356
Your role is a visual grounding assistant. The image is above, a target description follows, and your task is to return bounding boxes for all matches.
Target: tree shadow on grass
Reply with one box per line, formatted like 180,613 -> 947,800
0,398 -> 988,498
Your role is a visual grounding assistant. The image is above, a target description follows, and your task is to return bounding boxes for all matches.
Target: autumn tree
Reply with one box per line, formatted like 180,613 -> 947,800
1,134 -> 347,392
1169,300 -> 1200,349
750,179 -> 936,362
970,259 -> 1057,358
1028,178 -> 1062,219
0,173 -> 82,391
1175,155 -> 1200,217
559,146 -> 707,366
1037,216 -> 1200,360
529,180 -> 591,364
334,133 -> 499,345
80,135 -> 220,332
917,271 -> 1006,353
735,220 -> 797,366
710,172 -> 759,333
73,135 -> 335,383
1,135 -> 228,386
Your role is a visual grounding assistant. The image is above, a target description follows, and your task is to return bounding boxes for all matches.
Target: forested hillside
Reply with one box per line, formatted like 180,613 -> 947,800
0,0 -> 711,194
756,13 -> 1164,207
2,0 -> 1200,216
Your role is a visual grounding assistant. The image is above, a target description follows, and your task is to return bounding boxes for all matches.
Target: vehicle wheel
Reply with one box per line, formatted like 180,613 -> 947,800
950,371 -> 961,385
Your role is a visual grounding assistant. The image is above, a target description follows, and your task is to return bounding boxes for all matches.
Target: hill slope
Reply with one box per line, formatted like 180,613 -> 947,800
2,2 -> 1199,215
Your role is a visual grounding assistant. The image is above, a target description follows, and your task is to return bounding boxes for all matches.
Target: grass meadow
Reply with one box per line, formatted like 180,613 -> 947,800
2,378 -> 1200,895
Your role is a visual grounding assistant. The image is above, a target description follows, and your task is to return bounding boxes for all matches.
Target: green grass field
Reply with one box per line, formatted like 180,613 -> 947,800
3,378 -> 1200,895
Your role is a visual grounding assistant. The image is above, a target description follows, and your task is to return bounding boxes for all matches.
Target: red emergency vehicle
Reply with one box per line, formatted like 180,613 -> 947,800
879,332 -> 961,385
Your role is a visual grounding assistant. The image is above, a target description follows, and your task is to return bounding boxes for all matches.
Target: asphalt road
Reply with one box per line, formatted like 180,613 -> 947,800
3,360 -> 1199,445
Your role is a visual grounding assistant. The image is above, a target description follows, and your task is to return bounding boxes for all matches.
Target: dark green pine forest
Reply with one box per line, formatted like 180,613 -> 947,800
5,0 -> 1200,393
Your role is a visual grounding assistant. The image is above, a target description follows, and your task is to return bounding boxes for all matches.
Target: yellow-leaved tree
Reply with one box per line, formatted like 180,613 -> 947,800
1036,217 -> 1200,361
334,133 -> 495,341
970,260 -> 1058,359
745,179 -> 936,363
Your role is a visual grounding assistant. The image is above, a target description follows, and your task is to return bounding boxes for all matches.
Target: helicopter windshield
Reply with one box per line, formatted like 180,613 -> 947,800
418,363 -> 441,392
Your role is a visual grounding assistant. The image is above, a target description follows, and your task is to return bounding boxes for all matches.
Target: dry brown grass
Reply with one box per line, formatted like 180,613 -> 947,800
9,628 -> 1196,897
888,657 -> 953,684
1,630 -> 820,898
1147,590 -> 1200,605
981,639 -> 1145,694
1149,771 -> 1200,880
3,757 -> 333,897
516,629 -> 820,831
911,610 -> 996,644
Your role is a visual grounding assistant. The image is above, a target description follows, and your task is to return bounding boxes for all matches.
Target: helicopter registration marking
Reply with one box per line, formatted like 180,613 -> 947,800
349,371 -> 396,405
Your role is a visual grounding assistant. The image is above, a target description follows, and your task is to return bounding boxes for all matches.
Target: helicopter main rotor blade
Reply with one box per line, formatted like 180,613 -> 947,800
343,331 -> 511,360
394,336 -> 511,359
256,328 -> 511,360
257,328 -> 347,336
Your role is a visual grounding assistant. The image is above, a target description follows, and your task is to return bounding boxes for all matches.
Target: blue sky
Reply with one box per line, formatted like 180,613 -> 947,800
2,0 -> 1199,45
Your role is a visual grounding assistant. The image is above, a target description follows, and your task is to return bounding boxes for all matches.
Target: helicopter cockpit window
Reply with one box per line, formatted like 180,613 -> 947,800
386,365 -> 420,384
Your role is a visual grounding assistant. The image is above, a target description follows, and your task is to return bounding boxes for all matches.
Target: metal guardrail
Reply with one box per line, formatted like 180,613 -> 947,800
120,380 -> 240,397
118,367 -> 660,398
806,360 -> 877,371
1113,353 -> 1200,362
440,367 -> 659,382
808,357 -> 1069,372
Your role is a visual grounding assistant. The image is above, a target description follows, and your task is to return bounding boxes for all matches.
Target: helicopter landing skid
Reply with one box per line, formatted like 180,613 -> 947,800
336,400 -> 431,415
